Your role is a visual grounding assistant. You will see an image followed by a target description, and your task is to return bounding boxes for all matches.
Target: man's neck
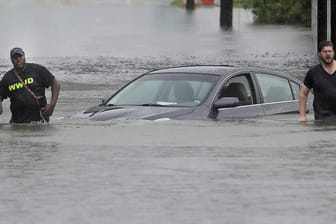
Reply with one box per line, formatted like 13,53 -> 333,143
14,65 -> 26,75
323,59 -> 335,67
322,60 -> 336,75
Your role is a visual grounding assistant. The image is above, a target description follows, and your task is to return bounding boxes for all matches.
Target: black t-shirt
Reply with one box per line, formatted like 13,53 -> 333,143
304,64 -> 336,120
0,63 -> 55,123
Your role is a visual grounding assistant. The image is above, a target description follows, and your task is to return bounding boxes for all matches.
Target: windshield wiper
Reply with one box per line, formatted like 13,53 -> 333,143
141,103 -> 166,107
104,103 -> 169,107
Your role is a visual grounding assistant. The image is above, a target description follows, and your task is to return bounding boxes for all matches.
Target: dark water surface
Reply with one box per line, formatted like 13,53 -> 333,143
1,1 -> 335,224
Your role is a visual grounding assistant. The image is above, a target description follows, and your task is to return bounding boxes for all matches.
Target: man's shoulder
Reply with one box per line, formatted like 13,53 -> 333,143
305,64 -> 322,78
27,63 -> 53,76
27,63 -> 54,83
27,63 -> 46,70
1,69 -> 15,80
0,69 -> 16,88
308,63 -> 322,73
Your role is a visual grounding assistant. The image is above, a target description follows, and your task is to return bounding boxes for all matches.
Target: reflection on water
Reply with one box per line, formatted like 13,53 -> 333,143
0,2 -> 334,224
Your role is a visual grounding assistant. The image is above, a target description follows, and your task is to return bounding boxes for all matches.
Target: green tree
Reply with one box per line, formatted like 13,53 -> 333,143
239,0 -> 311,26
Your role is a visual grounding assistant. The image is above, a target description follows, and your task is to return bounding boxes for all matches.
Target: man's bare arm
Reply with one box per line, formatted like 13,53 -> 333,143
299,84 -> 310,122
43,79 -> 60,117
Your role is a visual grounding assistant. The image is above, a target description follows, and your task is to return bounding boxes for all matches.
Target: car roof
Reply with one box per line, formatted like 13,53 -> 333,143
148,65 -> 235,76
147,65 -> 297,81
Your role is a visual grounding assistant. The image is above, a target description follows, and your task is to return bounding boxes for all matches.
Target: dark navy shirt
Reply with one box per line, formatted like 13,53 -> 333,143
0,63 -> 55,123
304,64 -> 336,120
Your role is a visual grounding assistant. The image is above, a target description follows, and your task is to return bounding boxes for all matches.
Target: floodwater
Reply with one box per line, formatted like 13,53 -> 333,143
1,1 -> 336,224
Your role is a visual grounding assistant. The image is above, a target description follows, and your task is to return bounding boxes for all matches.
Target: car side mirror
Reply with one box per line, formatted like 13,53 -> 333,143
213,97 -> 239,109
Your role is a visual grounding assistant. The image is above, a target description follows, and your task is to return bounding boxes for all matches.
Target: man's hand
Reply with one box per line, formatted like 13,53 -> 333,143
299,115 -> 307,123
42,103 -> 56,117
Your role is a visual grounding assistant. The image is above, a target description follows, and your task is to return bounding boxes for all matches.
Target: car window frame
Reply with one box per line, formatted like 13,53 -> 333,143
215,72 -> 257,106
211,72 -> 265,119
289,81 -> 300,100
252,72 -> 296,104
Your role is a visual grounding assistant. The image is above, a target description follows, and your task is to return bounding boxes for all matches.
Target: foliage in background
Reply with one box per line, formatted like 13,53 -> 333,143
239,0 -> 311,26
233,0 -> 252,8
171,0 -> 311,26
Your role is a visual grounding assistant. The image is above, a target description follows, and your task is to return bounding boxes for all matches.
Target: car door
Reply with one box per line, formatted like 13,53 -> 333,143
255,72 -> 299,115
214,73 -> 265,120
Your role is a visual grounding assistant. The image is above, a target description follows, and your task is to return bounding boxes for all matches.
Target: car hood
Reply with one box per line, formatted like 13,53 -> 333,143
72,105 -> 195,121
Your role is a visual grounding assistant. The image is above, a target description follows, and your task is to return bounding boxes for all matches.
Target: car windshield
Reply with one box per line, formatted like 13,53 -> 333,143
107,73 -> 220,107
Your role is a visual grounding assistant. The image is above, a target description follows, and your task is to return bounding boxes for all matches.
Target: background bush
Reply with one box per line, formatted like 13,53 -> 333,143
236,0 -> 311,26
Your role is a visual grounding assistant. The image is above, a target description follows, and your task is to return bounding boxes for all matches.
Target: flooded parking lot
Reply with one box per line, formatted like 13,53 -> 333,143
1,1 -> 335,224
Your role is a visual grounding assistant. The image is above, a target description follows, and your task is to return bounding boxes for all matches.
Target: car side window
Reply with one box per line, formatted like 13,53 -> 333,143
219,75 -> 254,105
256,73 -> 293,103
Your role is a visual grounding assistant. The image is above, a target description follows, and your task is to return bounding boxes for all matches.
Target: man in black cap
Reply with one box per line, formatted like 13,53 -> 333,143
0,47 -> 60,123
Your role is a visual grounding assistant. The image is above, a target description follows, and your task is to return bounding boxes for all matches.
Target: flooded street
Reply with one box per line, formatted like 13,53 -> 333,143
1,1 -> 336,224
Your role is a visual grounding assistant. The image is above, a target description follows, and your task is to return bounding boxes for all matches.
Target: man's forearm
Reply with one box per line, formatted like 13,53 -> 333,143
50,79 -> 60,106
299,95 -> 307,117
0,97 -> 2,115
298,84 -> 310,122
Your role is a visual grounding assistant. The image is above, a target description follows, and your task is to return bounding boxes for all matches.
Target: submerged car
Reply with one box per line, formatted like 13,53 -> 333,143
73,65 -> 313,121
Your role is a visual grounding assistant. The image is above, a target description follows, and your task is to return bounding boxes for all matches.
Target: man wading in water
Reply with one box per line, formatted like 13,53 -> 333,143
299,40 -> 336,122
0,47 -> 60,123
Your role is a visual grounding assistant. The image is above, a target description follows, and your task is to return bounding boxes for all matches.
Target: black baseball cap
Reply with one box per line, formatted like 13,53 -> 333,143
10,47 -> 25,58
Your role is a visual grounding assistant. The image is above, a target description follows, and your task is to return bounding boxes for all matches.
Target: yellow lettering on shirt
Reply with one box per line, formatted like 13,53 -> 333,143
8,77 -> 35,91
25,77 -> 34,84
